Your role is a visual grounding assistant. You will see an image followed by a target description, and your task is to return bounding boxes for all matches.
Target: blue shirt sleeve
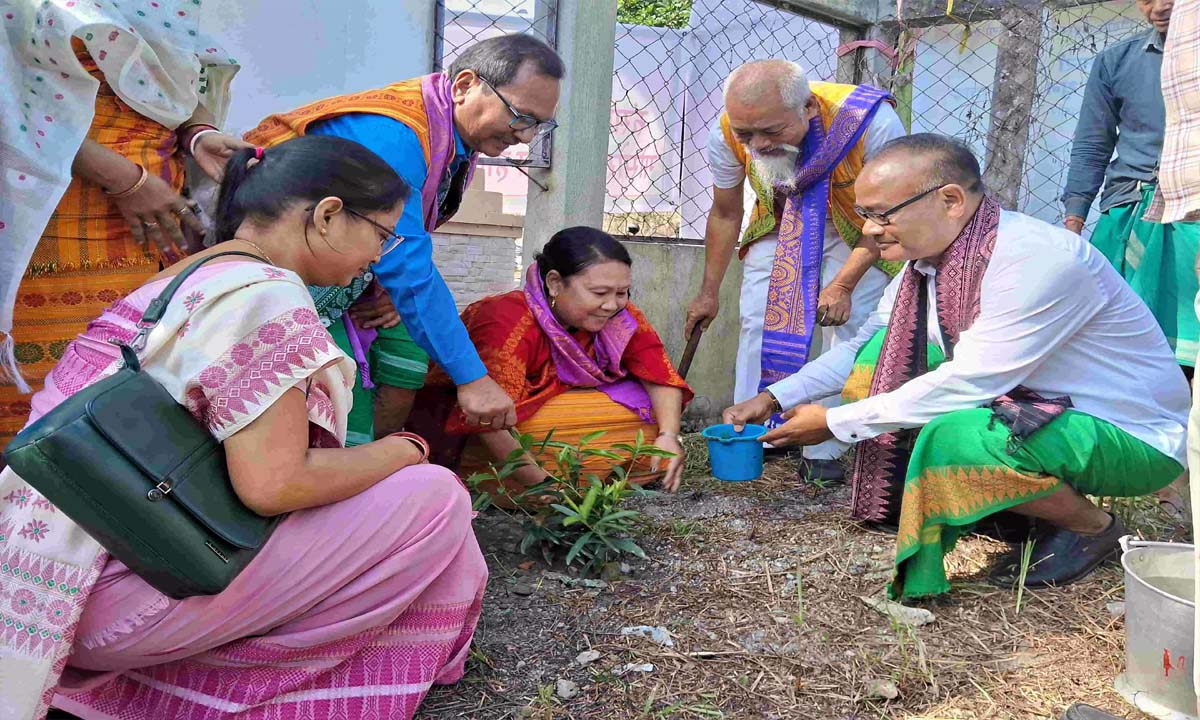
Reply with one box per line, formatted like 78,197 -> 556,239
308,114 -> 488,385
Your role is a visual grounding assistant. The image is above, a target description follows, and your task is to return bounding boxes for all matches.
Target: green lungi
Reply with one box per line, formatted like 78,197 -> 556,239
1091,185 -> 1200,366
327,320 -> 430,447
843,330 -> 1182,599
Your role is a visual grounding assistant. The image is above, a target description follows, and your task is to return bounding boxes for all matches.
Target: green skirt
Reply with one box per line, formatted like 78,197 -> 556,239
327,319 -> 430,447
1091,185 -> 1200,366
844,330 -> 1183,599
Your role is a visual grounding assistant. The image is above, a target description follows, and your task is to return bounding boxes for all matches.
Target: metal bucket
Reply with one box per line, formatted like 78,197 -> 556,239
1115,536 -> 1198,720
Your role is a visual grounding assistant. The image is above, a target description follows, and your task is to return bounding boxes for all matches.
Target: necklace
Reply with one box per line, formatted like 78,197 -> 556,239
232,237 -> 275,266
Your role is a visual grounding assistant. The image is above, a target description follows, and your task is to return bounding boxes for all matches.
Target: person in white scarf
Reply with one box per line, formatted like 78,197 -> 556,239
0,0 -> 247,449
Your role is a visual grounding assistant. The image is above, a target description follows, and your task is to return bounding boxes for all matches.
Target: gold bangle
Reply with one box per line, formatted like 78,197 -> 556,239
105,165 -> 149,199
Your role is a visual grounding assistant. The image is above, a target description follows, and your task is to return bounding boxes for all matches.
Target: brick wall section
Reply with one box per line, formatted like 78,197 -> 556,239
431,231 -> 522,310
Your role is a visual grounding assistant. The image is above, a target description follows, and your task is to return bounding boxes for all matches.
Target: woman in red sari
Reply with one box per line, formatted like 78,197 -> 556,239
412,227 -> 692,499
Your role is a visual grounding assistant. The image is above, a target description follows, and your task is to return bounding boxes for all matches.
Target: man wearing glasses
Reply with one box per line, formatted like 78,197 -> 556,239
684,59 -> 906,484
723,135 -> 1188,598
247,34 -> 562,445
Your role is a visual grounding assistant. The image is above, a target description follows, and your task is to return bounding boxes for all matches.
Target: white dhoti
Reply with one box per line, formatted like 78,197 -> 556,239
734,229 -> 891,460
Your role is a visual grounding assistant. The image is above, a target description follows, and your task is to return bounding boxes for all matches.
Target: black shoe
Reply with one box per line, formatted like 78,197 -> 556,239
1060,702 -> 1126,720
798,458 -> 844,485
990,513 -> 1125,588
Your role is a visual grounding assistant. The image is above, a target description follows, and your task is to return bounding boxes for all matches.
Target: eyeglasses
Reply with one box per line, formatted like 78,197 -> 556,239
344,208 -> 404,256
854,185 -> 945,226
477,74 -> 558,137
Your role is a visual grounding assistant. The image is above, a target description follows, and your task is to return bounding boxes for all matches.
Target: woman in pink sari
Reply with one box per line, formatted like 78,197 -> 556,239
0,136 -> 486,720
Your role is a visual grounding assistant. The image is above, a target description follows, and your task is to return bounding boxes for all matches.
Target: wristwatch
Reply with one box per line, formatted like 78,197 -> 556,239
764,390 -> 783,414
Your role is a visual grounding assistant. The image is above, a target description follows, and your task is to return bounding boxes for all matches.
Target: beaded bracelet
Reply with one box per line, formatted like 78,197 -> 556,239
104,165 -> 149,199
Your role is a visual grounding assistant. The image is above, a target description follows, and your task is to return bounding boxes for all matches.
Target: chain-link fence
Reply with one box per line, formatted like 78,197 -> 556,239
434,0 -> 558,171
606,0 -> 841,240
606,0 -> 1149,240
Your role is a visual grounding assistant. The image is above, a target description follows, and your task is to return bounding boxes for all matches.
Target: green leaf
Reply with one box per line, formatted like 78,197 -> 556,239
611,537 -> 647,559
565,531 -> 596,566
578,484 -> 600,522
593,510 -> 640,529
579,430 -> 608,447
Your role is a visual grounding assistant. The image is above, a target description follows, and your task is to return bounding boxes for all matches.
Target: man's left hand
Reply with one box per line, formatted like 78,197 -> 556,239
816,282 -> 852,327
761,404 -> 833,447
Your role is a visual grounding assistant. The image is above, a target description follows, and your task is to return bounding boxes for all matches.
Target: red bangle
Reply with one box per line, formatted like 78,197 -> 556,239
386,432 -> 429,463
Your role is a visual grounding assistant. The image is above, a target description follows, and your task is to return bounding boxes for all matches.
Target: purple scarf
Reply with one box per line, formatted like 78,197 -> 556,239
419,73 -> 478,230
759,86 -> 893,411
523,263 -> 654,422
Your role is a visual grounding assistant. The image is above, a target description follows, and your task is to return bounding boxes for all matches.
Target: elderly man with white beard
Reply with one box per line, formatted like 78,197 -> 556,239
684,60 -> 906,482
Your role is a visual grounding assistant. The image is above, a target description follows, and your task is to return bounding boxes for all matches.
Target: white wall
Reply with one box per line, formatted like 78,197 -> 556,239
199,0 -> 435,134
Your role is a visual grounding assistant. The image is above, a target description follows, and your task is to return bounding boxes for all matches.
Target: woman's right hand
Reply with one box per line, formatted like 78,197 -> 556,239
112,173 -> 206,261
379,433 -> 428,470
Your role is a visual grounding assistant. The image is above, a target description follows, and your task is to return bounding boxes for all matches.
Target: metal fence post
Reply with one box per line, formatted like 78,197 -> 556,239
522,0 -> 618,264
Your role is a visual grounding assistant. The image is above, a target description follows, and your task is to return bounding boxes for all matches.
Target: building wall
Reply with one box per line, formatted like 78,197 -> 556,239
623,241 -> 743,430
431,233 -> 520,310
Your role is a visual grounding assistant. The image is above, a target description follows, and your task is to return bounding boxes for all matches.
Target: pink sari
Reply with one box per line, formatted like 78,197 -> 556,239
0,261 -> 485,719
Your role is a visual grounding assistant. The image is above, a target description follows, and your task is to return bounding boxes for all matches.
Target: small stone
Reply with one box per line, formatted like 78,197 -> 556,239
620,625 -> 674,647
865,678 -> 900,700
860,595 -> 936,627
1106,601 -> 1126,619
511,583 -> 534,597
555,679 -> 580,700
619,562 -> 633,574
619,662 -> 656,675
575,649 -> 602,666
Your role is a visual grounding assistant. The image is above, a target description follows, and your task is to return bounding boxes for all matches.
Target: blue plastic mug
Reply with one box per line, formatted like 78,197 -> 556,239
701,423 -> 767,482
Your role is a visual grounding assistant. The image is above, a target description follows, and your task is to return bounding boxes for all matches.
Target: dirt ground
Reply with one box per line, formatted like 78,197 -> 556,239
417,448 -> 1189,720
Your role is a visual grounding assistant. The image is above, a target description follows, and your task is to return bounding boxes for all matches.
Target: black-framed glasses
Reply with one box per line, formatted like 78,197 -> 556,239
854,185 -> 946,226
477,74 -> 558,137
344,208 -> 404,256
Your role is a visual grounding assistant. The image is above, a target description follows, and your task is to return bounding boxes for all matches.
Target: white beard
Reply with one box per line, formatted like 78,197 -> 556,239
750,144 -> 801,192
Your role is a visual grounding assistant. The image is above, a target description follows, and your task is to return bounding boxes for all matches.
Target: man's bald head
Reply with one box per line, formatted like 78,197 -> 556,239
867,133 -> 984,195
723,59 -> 811,112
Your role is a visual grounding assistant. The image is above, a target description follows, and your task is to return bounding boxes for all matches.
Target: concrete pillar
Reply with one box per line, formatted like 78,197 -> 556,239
835,27 -> 863,84
983,1 -> 1042,209
521,0 -> 618,264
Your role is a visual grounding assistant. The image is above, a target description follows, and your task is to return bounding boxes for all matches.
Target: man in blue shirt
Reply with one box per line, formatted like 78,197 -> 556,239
1063,0 -> 1196,371
1062,0 -> 1193,518
248,35 -> 562,444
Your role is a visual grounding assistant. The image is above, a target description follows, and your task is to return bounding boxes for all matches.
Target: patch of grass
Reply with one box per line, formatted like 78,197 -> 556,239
1014,537 -> 1036,614
670,519 -> 703,538
681,432 -> 710,479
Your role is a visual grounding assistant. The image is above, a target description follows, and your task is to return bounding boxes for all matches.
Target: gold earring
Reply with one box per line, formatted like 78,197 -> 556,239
319,228 -> 327,236
551,296 -> 557,309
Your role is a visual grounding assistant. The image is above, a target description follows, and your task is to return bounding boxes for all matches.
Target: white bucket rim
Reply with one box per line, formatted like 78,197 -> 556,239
1119,536 -> 1195,609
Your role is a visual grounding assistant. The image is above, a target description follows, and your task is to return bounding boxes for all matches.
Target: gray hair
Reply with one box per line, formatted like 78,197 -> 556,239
723,60 -> 812,112
447,33 -> 565,87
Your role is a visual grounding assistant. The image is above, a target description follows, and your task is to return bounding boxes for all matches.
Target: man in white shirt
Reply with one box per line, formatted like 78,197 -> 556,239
724,134 -> 1189,599
683,60 -> 906,483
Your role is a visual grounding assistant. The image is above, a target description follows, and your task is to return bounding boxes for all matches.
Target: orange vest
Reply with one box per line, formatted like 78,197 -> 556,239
245,78 -> 436,166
